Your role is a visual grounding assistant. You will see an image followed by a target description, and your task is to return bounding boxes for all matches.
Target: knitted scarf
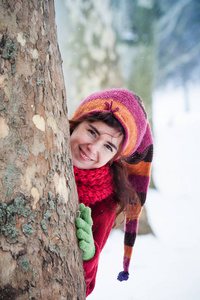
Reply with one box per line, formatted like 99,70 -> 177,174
73,164 -> 114,206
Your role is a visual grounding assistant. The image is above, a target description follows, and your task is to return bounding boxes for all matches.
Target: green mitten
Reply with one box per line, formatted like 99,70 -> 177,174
75,203 -> 95,261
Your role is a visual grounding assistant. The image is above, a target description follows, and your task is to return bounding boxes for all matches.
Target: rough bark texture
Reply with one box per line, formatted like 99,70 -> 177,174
0,1 -> 85,299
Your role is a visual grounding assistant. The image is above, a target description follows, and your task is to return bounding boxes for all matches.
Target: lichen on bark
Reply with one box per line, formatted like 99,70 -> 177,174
0,0 -> 85,298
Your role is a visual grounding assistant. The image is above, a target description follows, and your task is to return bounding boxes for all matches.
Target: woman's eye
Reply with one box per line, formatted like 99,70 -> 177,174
105,144 -> 113,152
88,129 -> 96,137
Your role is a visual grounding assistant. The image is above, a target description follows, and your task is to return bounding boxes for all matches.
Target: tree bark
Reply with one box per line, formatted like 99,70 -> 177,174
55,0 -> 123,115
0,1 -> 85,299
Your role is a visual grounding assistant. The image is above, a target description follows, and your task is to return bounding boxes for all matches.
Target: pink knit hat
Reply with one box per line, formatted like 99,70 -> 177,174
72,89 -> 153,281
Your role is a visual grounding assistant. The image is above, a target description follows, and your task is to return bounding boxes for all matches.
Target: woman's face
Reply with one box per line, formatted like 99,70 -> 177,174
70,121 -> 123,169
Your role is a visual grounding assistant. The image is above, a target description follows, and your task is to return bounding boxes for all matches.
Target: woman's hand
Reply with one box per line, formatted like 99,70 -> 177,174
76,203 -> 95,261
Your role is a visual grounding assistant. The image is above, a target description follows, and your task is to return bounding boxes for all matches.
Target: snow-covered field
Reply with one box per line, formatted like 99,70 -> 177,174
88,83 -> 200,300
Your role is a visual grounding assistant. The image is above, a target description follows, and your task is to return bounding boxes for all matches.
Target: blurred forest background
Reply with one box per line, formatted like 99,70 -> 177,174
54,0 -> 200,233
54,0 -> 200,118
54,1 -> 200,298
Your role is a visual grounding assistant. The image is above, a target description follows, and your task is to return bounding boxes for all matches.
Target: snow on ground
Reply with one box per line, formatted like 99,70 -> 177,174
88,83 -> 200,300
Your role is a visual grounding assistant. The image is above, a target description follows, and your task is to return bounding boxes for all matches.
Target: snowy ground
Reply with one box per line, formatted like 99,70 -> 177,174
88,83 -> 200,300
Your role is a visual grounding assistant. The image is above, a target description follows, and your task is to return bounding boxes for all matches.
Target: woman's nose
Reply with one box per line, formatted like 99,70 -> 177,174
87,142 -> 99,154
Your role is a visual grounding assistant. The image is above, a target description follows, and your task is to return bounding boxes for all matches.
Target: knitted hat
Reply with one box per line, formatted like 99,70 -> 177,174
72,89 -> 153,281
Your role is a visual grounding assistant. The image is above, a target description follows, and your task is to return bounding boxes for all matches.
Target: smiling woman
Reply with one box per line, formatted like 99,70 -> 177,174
69,89 -> 153,297
70,120 -> 124,169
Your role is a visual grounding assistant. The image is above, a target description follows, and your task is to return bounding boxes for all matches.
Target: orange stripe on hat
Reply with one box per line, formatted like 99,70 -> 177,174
124,245 -> 133,259
126,203 -> 142,220
124,161 -> 151,177
72,98 -> 138,157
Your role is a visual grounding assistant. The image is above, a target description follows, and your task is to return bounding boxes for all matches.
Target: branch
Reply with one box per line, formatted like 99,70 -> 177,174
157,0 -> 191,39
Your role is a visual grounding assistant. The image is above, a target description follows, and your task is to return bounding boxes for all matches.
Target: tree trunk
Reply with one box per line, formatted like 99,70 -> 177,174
55,0 -> 123,116
127,2 -> 157,189
0,1 -> 85,299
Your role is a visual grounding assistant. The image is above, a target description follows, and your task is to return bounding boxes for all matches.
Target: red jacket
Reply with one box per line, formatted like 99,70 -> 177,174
83,195 -> 117,297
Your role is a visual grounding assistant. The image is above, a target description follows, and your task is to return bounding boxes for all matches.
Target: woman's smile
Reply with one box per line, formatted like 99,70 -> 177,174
79,147 -> 93,161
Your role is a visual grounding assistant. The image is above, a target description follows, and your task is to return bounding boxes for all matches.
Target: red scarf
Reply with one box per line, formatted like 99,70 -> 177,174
73,164 -> 114,206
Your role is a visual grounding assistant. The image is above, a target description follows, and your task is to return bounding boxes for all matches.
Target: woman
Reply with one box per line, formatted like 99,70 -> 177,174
70,89 -> 153,297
